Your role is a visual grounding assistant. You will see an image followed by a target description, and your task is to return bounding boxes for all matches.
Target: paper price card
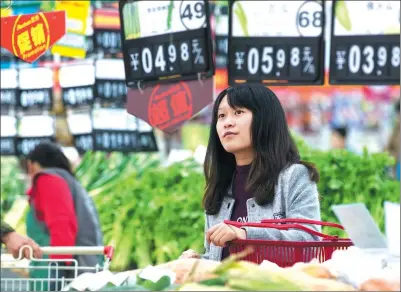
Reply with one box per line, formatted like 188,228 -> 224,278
51,0 -> 90,58
55,0 -> 90,35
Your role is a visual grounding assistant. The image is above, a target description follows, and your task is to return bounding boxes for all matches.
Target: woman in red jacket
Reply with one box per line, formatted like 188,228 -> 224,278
25,142 -> 103,291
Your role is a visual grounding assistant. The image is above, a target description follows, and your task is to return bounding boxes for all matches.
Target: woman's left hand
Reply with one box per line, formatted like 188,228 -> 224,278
206,223 -> 246,247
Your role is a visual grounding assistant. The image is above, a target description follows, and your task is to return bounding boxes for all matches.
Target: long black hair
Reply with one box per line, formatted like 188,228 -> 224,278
27,141 -> 74,176
203,85 -> 319,215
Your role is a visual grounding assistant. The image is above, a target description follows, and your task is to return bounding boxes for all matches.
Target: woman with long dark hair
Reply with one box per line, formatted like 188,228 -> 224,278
181,85 -> 321,261
25,141 -> 103,291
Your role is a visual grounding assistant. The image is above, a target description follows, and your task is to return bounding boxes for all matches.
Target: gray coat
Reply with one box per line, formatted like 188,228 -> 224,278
202,164 -> 321,261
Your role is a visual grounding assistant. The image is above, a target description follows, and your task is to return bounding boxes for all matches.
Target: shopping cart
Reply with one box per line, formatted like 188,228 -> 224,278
225,218 -> 353,267
0,245 -> 114,292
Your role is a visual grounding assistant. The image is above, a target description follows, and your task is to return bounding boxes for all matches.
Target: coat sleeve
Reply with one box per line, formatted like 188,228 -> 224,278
200,213 -> 211,260
1,220 -> 15,243
242,164 -> 322,241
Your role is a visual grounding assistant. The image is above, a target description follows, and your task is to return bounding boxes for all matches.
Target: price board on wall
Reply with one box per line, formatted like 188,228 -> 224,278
67,111 -> 94,154
228,0 -> 325,86
16,115 -> 55,156
95,59 -> 127,106
92,108 -> 158,153
1,69 -> 18,110
93,8 -> 122,54
17,67 -> 53,111
329,1 -> 400,85
0,116 -> 17,156
119,0 -> 215,88
59,63 -> 96,108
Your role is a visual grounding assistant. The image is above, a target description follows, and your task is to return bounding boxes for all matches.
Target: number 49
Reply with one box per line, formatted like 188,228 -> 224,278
181,2 -> 204,20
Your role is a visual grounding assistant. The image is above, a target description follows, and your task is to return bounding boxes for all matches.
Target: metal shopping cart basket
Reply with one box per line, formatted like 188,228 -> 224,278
1,245 -> 114,292
225,218 -> 353,267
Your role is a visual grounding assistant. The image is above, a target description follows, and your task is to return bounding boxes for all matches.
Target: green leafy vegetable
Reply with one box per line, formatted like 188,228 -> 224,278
335,0 -> 352,31
234,2 -> 249,37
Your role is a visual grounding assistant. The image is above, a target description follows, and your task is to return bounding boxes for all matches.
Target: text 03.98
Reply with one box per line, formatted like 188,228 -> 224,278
335,44 -> 400,77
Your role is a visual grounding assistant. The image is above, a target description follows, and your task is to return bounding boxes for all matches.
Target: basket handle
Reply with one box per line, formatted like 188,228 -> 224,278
260,218 -> 345,230
224,220 -> 339,240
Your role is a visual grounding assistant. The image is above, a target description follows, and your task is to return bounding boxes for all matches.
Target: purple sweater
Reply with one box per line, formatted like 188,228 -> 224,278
222,164 -> 252,260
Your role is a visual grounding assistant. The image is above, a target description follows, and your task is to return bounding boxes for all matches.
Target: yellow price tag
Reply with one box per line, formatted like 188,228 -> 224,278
51,1 -> 90,59
51,33 -> 86,59
55,0 -> 90,35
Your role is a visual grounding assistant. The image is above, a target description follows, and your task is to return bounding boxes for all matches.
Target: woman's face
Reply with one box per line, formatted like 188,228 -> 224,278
216,96 -> 253,158
27,160 -> 42,179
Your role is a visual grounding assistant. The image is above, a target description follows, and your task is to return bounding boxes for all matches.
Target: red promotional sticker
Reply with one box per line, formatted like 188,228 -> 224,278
1,11 -> 66,63
148,82 -> 193,130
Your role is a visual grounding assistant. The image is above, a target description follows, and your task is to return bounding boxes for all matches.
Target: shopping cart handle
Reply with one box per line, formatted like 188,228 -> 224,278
41,246 -> 114,260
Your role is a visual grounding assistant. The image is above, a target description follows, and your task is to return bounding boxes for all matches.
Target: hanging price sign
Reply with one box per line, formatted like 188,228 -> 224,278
0,11 -> 66,63
329,1 -> 400,85
119,0 -> 214,88
228,0 -> 325,86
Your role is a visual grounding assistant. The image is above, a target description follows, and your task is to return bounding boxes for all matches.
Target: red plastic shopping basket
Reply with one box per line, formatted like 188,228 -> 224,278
224,218 -> 353,267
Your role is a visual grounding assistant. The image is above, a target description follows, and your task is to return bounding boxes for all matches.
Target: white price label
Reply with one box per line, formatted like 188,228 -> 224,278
1,69 -> 18,89
232,1 -> 323,37
179,0 -> 206,30
1,116 -> 17,137
19,68 -> 53,90
92,108 -> 138,130
334,1 -> 400,36
59,64 -> 96,88
95,59 -> 126,80
67,112 -> 93,135
18,116 -> 55,137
